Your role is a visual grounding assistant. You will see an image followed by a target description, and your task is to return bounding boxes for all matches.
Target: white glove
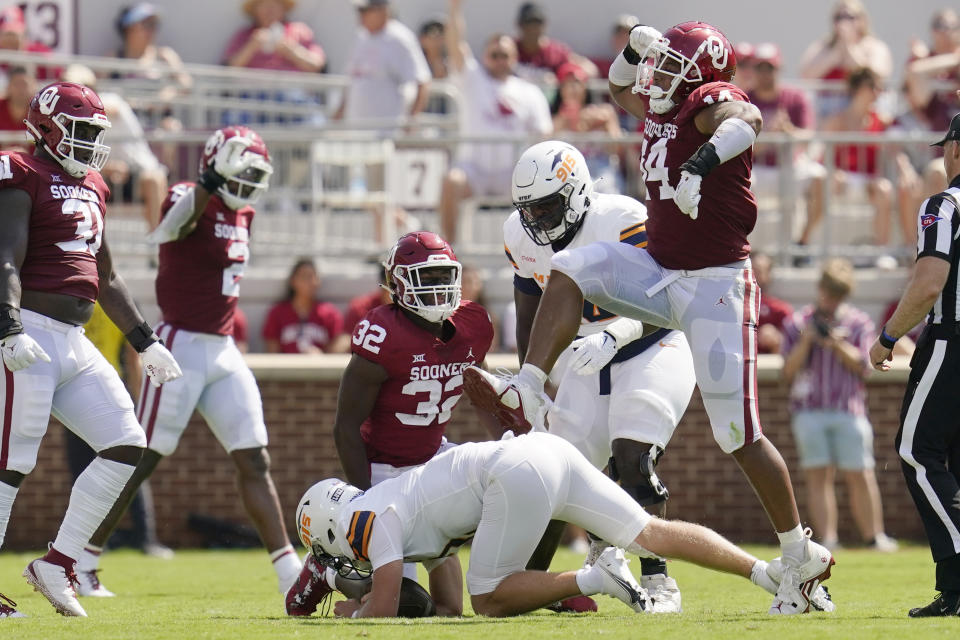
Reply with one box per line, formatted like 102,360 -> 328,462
628,25 -> 664,56
141,342 -> 183,388
212,136 -> 257,179
673,171 -> 702,219
0,333 -> 51,372
568,332 -> 618,376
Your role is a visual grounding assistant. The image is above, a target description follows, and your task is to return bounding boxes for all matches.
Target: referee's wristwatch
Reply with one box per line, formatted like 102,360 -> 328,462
878,326 -> 899,350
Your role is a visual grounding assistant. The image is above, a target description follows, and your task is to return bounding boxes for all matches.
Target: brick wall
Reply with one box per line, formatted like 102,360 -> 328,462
4,357 -> 923,550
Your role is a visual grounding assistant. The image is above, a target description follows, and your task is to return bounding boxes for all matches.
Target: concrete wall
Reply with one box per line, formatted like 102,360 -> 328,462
78,0 -> 943,83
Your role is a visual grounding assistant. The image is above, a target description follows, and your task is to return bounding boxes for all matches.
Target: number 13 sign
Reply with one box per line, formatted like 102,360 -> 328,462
18,0 -> 75,53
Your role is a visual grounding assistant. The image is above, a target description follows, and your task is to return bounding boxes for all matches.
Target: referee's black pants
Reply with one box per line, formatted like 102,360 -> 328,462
897,331 -> 960,592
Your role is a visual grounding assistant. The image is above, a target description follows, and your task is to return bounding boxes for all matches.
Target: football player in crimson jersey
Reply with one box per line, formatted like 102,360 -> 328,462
284,231 -> 493,617
464,22 -> 835,616
0,81 -> 181,618
79,126 -> 303,597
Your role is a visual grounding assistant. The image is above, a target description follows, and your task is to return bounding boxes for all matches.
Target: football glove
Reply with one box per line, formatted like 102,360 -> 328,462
673,171 -> 702,219
141,342 -> 183,387
0,332 -> 51,371
569,332 -> 618,376
626,25 -> 663,62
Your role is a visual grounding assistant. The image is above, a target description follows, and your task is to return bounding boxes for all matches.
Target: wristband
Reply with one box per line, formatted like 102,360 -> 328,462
197,167 -> 227,194
878,326 -> 898,350
602,318 -> 646,347
680,142 -> 721,177
125,321 -> 160,353
0,304 -> 22,339
608,51 -> 638,87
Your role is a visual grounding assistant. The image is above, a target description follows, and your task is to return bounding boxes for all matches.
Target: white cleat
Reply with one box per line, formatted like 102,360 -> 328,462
641,573 -> 682,613
768,531 -> 835,614
75,569 -> 115,598
764,557 -> 835,612
23,559 -> 87,617
591,547 -> 650,613
0,592 -> 25,618
462,366 -> 549,434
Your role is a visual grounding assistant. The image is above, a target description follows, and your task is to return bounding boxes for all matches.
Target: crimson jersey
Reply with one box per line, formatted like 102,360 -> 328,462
0,151 -> 110,302
351,300 -> 494,467
155,182 -> 253,335
640,82 -> 757,270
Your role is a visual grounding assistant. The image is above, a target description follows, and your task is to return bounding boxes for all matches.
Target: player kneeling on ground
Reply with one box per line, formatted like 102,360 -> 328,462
287,432 -> 824,618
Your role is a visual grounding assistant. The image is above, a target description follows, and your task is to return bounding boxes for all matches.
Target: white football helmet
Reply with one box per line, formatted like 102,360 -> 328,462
512,141 -> 593,246
295,479 -> 363,560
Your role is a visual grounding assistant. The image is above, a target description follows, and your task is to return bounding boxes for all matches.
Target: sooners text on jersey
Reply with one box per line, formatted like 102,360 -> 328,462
351,300 -> 494,467
155,182 -> 253,335
640,82 -> 757,270
0,151 -> 110,302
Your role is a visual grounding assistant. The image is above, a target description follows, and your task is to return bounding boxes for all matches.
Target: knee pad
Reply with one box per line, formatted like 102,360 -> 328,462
608,448 -> 669,507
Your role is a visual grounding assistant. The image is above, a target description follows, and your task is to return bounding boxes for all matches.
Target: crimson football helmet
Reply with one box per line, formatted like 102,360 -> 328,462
383,232 -> 462,324
199,125 -> 273,210
25,81 -> 111,178
634,21 -> 737,115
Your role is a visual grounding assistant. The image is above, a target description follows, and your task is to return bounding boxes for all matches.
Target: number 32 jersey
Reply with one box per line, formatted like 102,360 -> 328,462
1,151 -> 110,302
640,82 -> 757,270
155,182 -> 253,336
351,301 -> 494,467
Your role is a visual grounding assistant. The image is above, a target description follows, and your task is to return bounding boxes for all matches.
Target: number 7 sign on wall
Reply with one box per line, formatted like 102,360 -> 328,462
18,0 -> 75,53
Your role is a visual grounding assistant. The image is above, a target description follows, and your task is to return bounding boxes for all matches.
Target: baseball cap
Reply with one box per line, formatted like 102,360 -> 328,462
351,0 -> 387,8
931,113 -> 960,147
517,2 -> 546,24
733,42 -> 755,65
556,62 -> 587,84
0,6 -> 26,34
118,2 -> 160,30
752,42 -> 781,68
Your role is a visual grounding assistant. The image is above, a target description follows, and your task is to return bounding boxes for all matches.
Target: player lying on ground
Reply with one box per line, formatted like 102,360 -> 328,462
286,432 -> 829,618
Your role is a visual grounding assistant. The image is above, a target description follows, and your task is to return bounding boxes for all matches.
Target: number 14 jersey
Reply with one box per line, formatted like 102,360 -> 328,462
352,301 -> 494,467
2,151 -> 110,302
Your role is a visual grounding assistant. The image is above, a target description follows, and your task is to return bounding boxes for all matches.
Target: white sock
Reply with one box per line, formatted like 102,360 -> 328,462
271,544 -> 300,592
53,458 -> 135,560
575,566 -> 603,595
77,545 -> 103,572
0,481 -> 19,549
750,560 -> 777,595
517,363 -> 548,393
777,525 -> 806,564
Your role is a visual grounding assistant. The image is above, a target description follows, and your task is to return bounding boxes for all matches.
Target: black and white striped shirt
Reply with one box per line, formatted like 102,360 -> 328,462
917,175 -> 960,325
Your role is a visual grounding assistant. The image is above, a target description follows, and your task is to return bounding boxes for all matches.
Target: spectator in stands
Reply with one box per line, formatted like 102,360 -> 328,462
744,43 -> 826,252
905,9 -> 960,133
223,0 -> 326,73
753,253 -> 793,355
590,14 -> 639,80
335,0 -> 430,127
0,66 -> 33,152
513,2 -> 597,83
551,62 -> 623,193
112,3 -> 192,98
419,16 -> 447,80
344,258 -> 391,334
799,0 -> 892,116
732,42 -> 756,93
819,68 -> 896,249
62,64 -> 169,228
263,258 -> 346,354
782,258 -> 897,552
0,5 -> 58,82
438,0 -> 552,243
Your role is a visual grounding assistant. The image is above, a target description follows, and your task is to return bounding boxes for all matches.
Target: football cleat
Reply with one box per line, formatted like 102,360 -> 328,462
908,591 -> 960,617
641,573 -> 682,613
591,547 -> 649,613
462,366 -> 549,434
75,569 -> 115,598
768,531 -> 835,615
23,558 -> 87,617
762,558 -> 834,612
0,592 -> 25,618
545,595 -> 598,613
285,553 -> 334,617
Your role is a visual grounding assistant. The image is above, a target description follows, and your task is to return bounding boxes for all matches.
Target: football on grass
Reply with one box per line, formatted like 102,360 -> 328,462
398,577 -> 437,618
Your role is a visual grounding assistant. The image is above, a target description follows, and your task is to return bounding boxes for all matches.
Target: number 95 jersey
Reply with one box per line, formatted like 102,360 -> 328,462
1,151 -> 110,302
352,301 -> 494,467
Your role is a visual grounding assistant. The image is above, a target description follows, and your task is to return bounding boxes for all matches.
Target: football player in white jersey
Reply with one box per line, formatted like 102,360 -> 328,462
487,141 -> 696,612
292,432 -> 795,618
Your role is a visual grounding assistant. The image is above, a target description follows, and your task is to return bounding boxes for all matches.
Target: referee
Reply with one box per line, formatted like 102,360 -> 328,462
870,109 -> 960,617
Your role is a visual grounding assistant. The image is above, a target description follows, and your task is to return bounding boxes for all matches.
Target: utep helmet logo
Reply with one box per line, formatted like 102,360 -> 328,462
38,86 -> 60,115
704,35 -> 729,70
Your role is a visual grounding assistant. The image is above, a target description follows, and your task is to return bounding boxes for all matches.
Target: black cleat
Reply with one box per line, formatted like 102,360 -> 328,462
908,591 -> 960,618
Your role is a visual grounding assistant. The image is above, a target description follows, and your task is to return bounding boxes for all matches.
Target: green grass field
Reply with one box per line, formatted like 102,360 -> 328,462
0,544 -> 956,639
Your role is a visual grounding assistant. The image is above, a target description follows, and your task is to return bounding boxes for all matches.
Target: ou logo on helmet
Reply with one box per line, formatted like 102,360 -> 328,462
704,35 -> 729,70
38,86 -> 60,115
204,129 -> 226,157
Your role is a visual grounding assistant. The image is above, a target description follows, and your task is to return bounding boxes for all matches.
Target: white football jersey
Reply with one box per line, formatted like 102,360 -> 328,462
333,439 -> 504,566
504,192 -> 649,336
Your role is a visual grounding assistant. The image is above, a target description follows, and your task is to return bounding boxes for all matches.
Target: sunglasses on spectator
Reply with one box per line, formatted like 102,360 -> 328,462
833,12 -> 857,22
933,22 -> 959,32
487,51 -> 510,60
